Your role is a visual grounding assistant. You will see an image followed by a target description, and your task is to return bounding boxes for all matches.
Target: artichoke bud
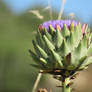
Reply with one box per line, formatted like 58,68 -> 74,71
30,20 -> 92,77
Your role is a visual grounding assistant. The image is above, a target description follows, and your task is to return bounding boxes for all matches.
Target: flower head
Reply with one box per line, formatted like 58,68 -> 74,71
42,20 -> 78,30
39,20 -> 87,34
30,19 -> 92,78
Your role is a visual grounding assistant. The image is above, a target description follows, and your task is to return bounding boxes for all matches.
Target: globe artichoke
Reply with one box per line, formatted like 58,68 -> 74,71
29,20 -> 92,92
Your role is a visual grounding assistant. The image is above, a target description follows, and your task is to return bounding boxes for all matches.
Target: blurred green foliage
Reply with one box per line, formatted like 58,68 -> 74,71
0,2 -> 41,92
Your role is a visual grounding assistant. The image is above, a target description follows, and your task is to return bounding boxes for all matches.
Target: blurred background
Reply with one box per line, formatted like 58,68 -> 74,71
0,0 -> 92,92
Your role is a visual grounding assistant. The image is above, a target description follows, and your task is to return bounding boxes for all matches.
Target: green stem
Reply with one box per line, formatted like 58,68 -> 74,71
62,77 -> 71,92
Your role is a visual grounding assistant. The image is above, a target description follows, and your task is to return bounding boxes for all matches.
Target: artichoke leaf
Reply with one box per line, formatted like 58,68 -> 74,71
56,28 -> 63,48
43,35 -> 55,50
61,24 -> 70,37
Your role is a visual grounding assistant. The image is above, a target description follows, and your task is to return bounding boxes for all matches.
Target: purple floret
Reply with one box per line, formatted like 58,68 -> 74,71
42,20 -> 78,30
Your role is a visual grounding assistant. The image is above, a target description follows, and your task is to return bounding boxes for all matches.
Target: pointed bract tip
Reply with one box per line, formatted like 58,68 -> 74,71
70,22 -> 74,31
38,24 -> 44,31
56,24 -> 61,31
81,24 -> 88,33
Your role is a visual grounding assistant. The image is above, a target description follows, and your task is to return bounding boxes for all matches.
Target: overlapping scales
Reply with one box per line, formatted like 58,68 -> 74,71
29,20 -> 92,77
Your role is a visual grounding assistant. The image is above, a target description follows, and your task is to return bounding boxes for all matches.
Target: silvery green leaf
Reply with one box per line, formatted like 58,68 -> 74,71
87,43 -> 92,56
43,28 -> 52,41
40,58 -> 47,64
59,39 -> 70,56
61,24 -> 70,37
56,28 -> 63,48
50,49 -> 63,67
43,35 -> 55,50
80,57 -> 92,67
36,44 -> 48,58
49,25 -> 55,35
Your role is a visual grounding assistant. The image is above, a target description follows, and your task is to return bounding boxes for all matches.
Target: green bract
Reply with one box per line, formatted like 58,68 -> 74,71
29,22 -> 92,77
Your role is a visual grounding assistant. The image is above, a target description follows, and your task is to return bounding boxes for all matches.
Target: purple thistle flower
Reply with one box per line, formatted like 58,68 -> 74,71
38,20 -> 87,34
42,20 -> 78,30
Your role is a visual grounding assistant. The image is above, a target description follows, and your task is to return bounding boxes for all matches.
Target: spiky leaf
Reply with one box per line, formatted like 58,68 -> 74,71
61,24 -> 70,37
43,35 -> 55,50
80,57 -> 92,68
36,30 -> 45,48
59,39 -> 70,56
43,28 -> 52,41
51,49 -> 63,67
87,43 -> 92,56
78,23 -> 82,40
70,23 -> 74,31
49,25 -> 55,35
67,31 -> 75,50
76,56 -> 87,69
32,40 -> 40,57
40,58 -> 47,64
56,27 -> 63,48
71,38 -> 87,66
36,45 -> 48,58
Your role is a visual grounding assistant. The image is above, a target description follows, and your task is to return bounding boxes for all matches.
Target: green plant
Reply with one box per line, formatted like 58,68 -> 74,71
29,20 -> 92,92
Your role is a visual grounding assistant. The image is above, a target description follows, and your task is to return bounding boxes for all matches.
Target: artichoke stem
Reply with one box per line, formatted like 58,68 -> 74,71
62,77 -> 71,92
